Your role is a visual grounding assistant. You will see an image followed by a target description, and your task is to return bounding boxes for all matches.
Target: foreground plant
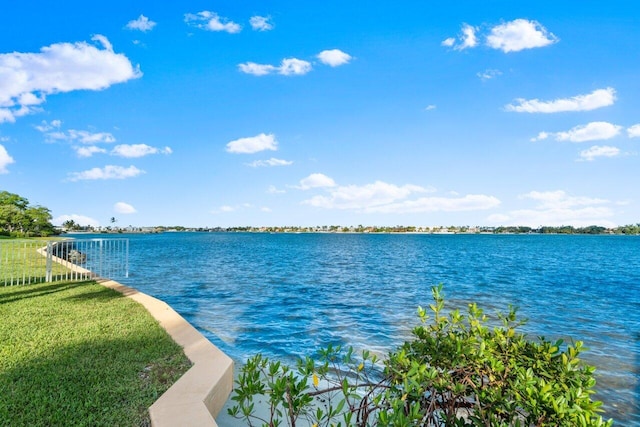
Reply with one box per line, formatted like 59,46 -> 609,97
229,285 -> 612,426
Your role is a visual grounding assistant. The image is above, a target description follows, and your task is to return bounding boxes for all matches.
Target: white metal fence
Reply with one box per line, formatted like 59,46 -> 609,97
0,239 -> 129,286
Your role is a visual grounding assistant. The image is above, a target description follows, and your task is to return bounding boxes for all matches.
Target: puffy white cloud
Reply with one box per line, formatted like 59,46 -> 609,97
458,24 -> 478,50
486,19 -> 558,52
75,146 -> 107,158
442,24 -> 478,50
185,11 -> 241,33
506,88 -> 616,113
111,144 -> 172,158
249,16 -> 273,31
441,37 -> 455,47
0,36 -> 140,123
628,124 -> 640,138
0,144 -> 15,173
317,49 -> 352,67
278,58 -> 313,75
424,105 -> 437,111
535,122 -> 622,143
477,69 -> 502,81
53,214 -> 100,227
126,15 -> 157,32
578,145 -> 620,161
297,173 -> 337,190
488,190 -> 616,227
226,133 -> 278,154
67,165 -> 145,181
237,62 -> 277,76
35,119 -> 61,132
246,158 -> 293,167
68,130 -> 116,144
238,58 -> 312,76
114,202 -> 137,214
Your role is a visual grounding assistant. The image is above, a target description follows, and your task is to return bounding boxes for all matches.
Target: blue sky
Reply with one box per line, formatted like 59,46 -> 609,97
1,1 -> 639,228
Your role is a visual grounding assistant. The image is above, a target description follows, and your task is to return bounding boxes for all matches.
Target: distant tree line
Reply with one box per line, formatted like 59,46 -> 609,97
222,224 -> 640,235
0,191 -> 56,237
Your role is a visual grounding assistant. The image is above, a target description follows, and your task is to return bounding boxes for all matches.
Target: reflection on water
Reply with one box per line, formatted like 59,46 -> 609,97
98,232 -> 640,425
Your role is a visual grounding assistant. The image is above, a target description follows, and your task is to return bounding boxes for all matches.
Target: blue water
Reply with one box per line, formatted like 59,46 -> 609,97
86,232 -> 639,425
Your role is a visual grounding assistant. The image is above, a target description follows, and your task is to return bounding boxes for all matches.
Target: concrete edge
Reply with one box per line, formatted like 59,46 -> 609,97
96,278 -> 235,427
41,241 -> 235,425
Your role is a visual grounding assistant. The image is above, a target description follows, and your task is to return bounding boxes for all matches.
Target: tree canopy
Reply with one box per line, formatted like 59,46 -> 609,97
0,191 -> 56,237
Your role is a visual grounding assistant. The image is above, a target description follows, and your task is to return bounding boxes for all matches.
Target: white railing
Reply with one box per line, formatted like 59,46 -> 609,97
0,239 -> 128,286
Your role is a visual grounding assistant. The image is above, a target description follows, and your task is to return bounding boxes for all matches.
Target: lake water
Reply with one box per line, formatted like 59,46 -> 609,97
88,232 -> 639,425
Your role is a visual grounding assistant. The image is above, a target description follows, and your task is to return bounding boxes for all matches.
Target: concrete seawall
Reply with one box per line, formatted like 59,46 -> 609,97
44,241 -> 234,425
97,278 -> 234,427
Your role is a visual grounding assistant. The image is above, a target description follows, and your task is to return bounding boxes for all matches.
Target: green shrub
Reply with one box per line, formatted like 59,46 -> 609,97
229,285 -> 612,426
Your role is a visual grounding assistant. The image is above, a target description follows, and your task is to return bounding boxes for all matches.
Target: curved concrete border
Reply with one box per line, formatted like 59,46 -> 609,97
41,241 -> 234,425
96,279 -> 234,427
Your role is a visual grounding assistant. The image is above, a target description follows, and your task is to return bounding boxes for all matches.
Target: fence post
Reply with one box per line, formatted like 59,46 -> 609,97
125,239 -> 129,278
46,241 -> 52,283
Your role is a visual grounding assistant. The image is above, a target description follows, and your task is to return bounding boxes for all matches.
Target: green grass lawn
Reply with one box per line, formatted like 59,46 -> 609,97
0,280 -> 191,426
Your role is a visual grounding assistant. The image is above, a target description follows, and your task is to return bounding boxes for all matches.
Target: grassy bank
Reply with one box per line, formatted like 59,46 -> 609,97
0,280 -> 191,426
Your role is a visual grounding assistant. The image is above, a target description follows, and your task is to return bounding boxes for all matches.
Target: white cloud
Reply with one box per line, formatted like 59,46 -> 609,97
298,173 -> 336,190
246,158 -> 293,167
239,57 -> 313,76
530,131 -> 550,142
36,123 -> 116,145
488,190 -> 616,227
249,16 -> 273,31
185,11 -> 241,33
441,37 -> 455,47
226,133 -> 278,154
317,49 -> 352,67
35,119 -> 62,132
267,185 -> 286,194
535,121 -> 622,143
67,165 -> 145,181
506,88 -> 616,113
0,35 -> 140,123
260,207 -> 272,212
366,194 -> 501,214
477,69 -> 502,81
0,144 -> 15,173
111,144 -> 172,158
486,19 -> 558,53
213,204 -> 261,214
53,214 -> 100,227
443,24 -> 478,50
521,190 -> 609,208
126,15 -> 157,32
237,62 -> 277,76
424,105 -> 436,111
628,124 -> 640,138
68,130 -> 116,144
458,24 -> 478,50
302,180 -> 497,213
114,202 -> 137,214
279,58 -> 313,75
578,145 -> 620,161
75,146 -> 107,158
